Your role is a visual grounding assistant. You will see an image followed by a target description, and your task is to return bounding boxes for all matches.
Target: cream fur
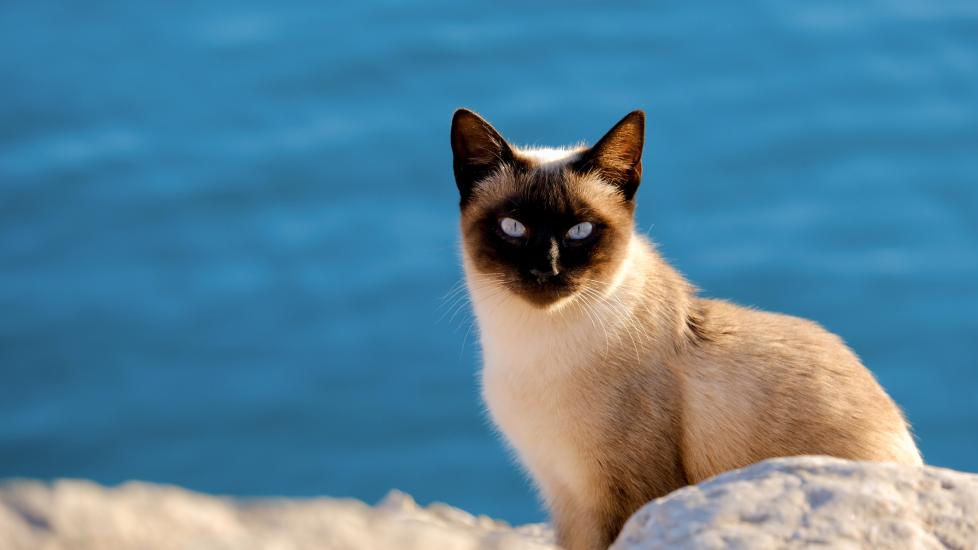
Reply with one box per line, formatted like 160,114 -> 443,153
513,147 -> 586,172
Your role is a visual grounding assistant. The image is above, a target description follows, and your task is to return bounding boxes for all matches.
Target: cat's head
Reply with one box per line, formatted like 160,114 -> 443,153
452,109 -> 644,308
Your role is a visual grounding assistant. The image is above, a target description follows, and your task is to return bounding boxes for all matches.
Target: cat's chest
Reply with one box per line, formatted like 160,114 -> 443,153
479,325 -> 599,494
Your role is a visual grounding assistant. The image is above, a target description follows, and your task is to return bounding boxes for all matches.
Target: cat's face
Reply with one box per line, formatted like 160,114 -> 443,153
452,109 -> 644,307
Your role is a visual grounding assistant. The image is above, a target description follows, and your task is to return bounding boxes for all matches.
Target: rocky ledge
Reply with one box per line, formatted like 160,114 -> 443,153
613,456 -> 977,549
1,456 -> 975,550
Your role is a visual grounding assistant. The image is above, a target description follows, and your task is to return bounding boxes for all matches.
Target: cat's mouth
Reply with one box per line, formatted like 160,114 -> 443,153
510,275 -> 578,307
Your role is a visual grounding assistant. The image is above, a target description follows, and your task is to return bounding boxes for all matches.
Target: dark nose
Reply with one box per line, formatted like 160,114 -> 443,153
530,238 -> 561,282
529,267 -> 559,282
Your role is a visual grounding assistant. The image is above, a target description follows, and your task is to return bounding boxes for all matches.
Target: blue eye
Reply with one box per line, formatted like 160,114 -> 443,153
566,222 -> 593,240
500,217 -> 527,238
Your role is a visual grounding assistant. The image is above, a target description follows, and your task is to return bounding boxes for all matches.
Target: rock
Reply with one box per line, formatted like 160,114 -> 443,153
612,456 -> 978,550
3,457 -> 975,550
0,480 -> 555,550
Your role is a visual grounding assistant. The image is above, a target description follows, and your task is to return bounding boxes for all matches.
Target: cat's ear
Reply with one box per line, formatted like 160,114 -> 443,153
451,109 -> 514,205
574,110 -> 645,201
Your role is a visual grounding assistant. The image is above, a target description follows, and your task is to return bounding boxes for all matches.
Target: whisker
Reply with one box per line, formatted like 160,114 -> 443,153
575,278 -> 649,363
437,274 -> 508,325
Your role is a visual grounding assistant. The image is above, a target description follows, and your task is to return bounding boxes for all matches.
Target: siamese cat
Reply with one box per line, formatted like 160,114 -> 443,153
451,109 -> 921,550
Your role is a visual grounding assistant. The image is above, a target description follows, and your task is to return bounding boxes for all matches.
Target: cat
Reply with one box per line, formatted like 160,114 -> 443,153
450,108 -> 922,550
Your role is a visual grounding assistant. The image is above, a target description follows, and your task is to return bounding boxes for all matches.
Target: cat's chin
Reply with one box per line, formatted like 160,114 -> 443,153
510,282 -> 579,310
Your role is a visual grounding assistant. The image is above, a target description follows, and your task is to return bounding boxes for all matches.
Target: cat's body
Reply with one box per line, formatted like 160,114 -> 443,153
452,110 -> 921,550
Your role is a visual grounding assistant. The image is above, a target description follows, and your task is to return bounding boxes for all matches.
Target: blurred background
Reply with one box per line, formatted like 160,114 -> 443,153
1,1 -> 976,525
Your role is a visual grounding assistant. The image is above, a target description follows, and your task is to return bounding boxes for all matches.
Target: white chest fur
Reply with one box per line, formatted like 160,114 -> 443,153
477,300 -> 595,500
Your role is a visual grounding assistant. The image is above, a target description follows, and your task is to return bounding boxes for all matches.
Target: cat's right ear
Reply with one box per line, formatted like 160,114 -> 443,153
574,110 -> 645,202
451,109 -> 513,206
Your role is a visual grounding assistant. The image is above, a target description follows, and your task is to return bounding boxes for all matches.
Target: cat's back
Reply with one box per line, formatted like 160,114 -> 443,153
676,298 -> 922,482
691,298 -> 855,363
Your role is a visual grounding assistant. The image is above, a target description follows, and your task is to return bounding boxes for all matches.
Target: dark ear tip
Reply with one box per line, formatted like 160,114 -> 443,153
625,110 -> 645,127
453,108 -> 481,125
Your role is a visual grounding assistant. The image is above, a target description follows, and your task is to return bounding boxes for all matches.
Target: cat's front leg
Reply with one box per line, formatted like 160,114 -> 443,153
549,490 -> 616,550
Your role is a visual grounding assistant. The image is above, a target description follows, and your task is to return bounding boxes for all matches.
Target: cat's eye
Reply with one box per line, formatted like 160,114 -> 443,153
566,222 -> 593,240
499,217 -> 527,238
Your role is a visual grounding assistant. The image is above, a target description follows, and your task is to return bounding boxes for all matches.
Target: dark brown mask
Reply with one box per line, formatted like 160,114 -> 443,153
452,109 -> 645,307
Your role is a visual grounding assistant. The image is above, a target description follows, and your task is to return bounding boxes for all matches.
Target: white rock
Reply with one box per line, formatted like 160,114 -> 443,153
612,456 -> 978,550
0,480 -> 555,550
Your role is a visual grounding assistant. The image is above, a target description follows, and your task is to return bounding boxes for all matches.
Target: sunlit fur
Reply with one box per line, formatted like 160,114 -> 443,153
452,109 -> 922,550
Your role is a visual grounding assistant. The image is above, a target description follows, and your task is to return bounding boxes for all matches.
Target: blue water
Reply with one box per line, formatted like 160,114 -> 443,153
1,1 -> 976,524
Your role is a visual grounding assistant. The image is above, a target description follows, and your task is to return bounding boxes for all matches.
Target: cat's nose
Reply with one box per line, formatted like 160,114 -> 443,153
529,239 -> 561,282
529,267 -> 559,282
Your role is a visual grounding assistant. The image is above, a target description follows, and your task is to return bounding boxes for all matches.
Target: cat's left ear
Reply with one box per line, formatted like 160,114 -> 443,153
574,110 -> 645,201
451,109 -> 514,206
